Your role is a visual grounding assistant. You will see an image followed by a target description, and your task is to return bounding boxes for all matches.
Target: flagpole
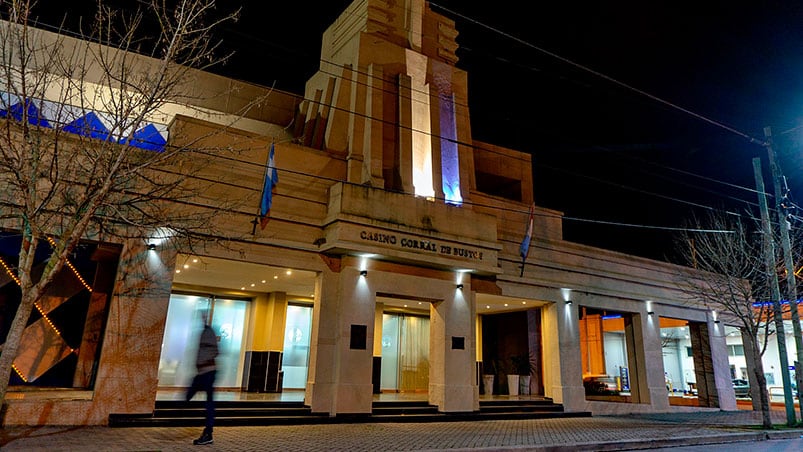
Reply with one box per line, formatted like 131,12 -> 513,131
252,140 -> 274,235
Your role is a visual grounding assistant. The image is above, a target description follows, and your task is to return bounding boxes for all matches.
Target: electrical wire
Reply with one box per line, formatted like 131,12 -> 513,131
5,2 -> 782,237
428,1 -> 770,147
20,2 -> 772,210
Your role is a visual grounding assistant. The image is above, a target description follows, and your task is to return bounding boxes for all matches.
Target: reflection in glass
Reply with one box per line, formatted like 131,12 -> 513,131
381,313 -> 429,392
158,294 -> 246,388
281,304 -> 312,389
579,308 -> 630,399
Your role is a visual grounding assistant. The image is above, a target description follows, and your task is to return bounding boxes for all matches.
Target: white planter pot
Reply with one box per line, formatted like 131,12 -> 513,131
520,375 -> 531,395
482,375 -> 495,395
507,374 -> 520,396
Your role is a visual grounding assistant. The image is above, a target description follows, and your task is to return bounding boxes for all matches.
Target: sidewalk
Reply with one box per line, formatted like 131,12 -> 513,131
1,410 -> 802,451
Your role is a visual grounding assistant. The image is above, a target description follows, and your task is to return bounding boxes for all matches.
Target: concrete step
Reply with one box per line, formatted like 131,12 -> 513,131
109,398 -> 589,427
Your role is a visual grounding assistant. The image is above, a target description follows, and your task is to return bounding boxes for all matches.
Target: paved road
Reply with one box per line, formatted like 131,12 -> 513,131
1,411 -> 802,451
652,438 -> 803,452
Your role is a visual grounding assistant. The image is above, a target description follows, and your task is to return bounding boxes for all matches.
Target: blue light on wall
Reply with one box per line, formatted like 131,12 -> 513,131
439,92 -> 462,205
752,300 -> 799,307
601,314 -> 623,320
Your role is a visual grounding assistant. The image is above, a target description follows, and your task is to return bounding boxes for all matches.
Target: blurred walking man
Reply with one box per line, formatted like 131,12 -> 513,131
186,311 -> 219,445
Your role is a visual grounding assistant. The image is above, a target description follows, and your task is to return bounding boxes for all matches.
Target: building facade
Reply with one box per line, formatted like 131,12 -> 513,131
1,0 -> 738,426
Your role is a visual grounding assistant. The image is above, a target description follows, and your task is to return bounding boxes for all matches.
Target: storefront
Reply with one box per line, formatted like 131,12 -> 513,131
0,0 -> 737,426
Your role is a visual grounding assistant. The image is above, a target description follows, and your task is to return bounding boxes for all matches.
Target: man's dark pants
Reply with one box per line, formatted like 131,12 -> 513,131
186,370 -> 217,433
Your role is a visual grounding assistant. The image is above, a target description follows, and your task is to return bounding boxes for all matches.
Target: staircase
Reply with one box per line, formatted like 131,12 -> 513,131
109,397 -> 590,427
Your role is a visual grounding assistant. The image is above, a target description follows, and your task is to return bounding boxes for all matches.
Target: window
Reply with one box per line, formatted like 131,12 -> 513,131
728,345 -> 744,356
0,232 -> 121,389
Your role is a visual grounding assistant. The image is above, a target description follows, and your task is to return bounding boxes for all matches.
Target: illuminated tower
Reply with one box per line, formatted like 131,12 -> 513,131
300,0 -> 469,205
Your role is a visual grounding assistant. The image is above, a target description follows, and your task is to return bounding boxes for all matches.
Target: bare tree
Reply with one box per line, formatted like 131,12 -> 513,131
0,0 -> 248,412
675,210 -> 775,428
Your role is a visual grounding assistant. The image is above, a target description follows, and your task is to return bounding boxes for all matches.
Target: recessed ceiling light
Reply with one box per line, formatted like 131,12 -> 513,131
522,301 -> 526,305
274,275 -> 278,279
250,283 -> 255,287
504,303 -> 508,307
261,280 -> 266,283
192,258 -> 198,263
286,270 -> 292,275
240,287 -> 245,290
175,269 -> 181,273
486,305 -> 490,309
183,264 -> 189,269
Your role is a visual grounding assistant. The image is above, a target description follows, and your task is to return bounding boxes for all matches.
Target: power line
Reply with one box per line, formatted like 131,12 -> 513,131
169,141 -> 737,236
428,1 -> 769,148
11,3 -> 761,239
23,2 -> 769,214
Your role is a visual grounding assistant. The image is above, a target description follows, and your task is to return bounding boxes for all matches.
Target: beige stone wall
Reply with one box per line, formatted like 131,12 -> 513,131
3,240 -> 176,425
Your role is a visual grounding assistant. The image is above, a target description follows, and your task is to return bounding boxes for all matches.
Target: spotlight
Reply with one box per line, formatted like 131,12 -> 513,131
456,283 -> 464,290
360,270 -> 367,277
147,243 -> 156,251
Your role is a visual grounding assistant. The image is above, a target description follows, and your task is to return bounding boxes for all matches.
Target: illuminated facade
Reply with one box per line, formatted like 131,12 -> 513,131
1,0 -> 739,426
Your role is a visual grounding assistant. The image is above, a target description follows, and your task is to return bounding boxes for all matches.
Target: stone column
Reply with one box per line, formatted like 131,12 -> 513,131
689,320 -> 733,408
709,320 -> 737,410
305,266 -> 375,415
541,301 -> 584,409
94,240 -> 176,422
397,73 -> 414,194
429,282 -> 477,412
635,312 -> 671,409
305,267 -> 340,414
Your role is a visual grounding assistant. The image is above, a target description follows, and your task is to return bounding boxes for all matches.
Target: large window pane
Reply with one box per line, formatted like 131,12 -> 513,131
158,294 -> 246,388
281,304 -> 312,389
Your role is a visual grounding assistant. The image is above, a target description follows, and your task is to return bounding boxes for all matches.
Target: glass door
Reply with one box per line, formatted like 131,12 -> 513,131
281,304 -> 312,389
381,313 -> 429,392
158,294 -> 248,388
209,298 -> 247,387
380,314 -> 400,390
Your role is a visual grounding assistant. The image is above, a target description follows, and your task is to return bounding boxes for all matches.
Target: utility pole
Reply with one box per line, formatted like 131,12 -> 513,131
765,126 -> 803,423
753,157 -> 796,425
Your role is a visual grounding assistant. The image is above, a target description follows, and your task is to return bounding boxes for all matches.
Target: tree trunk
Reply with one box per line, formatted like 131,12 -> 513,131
0,293 -> 37,421
749,344 -> 773,429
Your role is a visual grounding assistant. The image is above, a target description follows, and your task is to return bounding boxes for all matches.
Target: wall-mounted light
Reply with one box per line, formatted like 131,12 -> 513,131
147,243 -> 156,251
360,270 -> 368,277
647,311 -> 655,316
456,283 -> 464,290
714,320 -> 721,324
565,300 -> 572,305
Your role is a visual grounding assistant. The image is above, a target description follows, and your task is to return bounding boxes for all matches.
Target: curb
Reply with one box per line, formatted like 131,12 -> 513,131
445,429 -> 803,452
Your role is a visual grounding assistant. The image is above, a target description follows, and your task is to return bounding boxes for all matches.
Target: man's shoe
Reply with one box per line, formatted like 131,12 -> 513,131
193,432 -> 213,445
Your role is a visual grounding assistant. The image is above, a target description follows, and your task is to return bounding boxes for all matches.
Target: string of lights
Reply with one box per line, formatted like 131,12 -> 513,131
0,254 -> 78,383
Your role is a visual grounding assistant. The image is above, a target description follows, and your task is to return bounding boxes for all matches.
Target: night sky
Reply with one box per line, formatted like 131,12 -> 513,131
29,1 -> 803,262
